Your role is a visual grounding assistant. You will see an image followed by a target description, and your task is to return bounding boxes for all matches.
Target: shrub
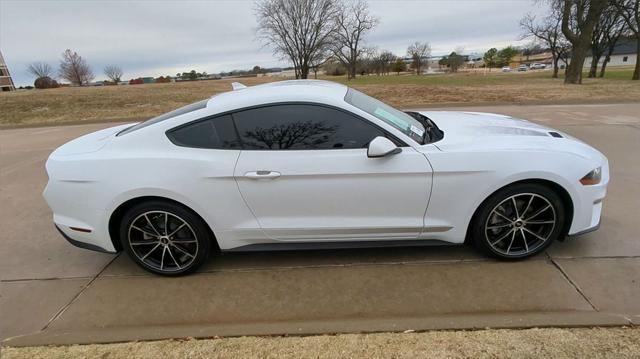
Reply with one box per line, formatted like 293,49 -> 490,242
34,76 -> 59,89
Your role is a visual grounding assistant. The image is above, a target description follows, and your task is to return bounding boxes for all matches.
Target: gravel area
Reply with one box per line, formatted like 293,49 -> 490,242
3,327 -> 639,358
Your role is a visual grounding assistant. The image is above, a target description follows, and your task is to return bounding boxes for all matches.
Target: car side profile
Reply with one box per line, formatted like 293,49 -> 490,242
43,80 -> 609,275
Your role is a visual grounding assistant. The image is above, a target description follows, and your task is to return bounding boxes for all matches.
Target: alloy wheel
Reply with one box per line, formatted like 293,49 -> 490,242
484,193 -> 556,257
127,211 -> 199,272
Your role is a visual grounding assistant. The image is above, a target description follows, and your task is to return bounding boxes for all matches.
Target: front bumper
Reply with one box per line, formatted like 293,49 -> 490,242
567,164 -> 609,236
567,219 -> 600,238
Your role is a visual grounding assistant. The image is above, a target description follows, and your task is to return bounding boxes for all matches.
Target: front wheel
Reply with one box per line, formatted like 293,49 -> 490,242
471,183 -> 565,260
119,201 -> 212,276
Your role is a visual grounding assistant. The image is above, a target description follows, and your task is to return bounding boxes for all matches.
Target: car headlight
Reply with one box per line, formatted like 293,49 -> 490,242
580,167 -> 602,185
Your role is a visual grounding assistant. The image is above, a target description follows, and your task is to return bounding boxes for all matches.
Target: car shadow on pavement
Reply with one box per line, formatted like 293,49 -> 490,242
101,244 -> 487,277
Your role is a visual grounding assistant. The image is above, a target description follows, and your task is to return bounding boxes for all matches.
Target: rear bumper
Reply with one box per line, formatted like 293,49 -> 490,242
55,225 -> 115,253
44,180 -> 118,253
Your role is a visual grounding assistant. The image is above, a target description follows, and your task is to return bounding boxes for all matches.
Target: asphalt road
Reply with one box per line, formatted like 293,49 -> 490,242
1,103 -> 639,346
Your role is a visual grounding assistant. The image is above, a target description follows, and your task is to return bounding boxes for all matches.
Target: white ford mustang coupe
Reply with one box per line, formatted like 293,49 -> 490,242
44,80 -> 608,275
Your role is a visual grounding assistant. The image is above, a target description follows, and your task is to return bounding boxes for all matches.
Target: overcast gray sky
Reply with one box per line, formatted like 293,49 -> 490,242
0,0 -> 544,86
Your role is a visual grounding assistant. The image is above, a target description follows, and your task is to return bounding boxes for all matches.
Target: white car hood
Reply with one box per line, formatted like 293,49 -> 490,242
422,111 -> 560,140
420,111 -> 604,162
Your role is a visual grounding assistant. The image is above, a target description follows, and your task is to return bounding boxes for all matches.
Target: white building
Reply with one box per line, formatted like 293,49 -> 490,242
585,38 -> 637,68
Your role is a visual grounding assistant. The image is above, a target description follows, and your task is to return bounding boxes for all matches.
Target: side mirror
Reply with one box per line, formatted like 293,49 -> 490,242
367,136 -> 402,158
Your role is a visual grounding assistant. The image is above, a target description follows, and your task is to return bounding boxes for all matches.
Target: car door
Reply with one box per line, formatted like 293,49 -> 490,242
232,103 -> 433,241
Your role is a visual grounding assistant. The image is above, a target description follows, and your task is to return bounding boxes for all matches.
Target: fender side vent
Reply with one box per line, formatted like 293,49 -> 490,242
548,131 -> 563,138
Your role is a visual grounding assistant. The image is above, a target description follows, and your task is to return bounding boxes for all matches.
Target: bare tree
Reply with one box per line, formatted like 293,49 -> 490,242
59,49 -> 94,86
407,42 -> 431,75
613,0 -> 639,80
377,50 -> 396,75
255,0 -> 339,79
331,0 -> 379,80
310,49 -> 330,79
559,0 -> 609,84
27,62 -> 54,79
588,4 -> 626,77
520,9 -> 571,78
599,22 -> 628,77
104,65 -> 123,84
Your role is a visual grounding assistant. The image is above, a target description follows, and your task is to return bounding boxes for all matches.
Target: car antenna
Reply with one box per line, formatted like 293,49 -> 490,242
231,82 -> 247,90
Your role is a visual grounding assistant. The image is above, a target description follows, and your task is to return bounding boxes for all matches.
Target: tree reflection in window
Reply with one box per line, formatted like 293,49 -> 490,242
233,104 -> 385,150
241,121 -> 338,149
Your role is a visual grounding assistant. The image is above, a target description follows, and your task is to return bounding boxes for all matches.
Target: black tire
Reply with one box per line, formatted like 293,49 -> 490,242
119,200 -> 212,276
471,183 -> 565,260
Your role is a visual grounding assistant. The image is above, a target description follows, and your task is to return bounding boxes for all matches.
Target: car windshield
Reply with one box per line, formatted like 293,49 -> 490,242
117,99 -> 208,136
344,88 -> 426,144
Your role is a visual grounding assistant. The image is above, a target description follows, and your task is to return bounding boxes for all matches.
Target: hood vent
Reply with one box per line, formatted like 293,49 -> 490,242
548,131 -> 564,138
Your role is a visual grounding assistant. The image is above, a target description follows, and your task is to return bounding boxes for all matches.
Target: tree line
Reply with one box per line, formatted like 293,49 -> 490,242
27,49 -> 124,89
25,0 -> 639,89
256,0 -> 437,78
520,0 -> 639,83
258,0 -> 638,84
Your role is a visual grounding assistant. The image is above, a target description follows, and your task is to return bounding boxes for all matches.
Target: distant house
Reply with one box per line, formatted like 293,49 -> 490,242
261,69 -> 297,77
0,50 -> 16,91
510,51 -> 554,68
585,37 -> 638,68
399,56 -> 437,74
464,53 -> 484,68
509,38 -> 637,69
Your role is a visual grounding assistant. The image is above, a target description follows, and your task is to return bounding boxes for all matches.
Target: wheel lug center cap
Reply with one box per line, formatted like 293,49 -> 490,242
515,221 -> 523,227
160,237 -> 169,244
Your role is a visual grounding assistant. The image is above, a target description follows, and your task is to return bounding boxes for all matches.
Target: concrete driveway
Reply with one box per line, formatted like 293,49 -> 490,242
1,103 -> 639,346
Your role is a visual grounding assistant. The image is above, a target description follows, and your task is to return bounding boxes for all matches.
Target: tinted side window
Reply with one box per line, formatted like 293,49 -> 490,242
232,104 -> 384,150
167,115 -> 240,149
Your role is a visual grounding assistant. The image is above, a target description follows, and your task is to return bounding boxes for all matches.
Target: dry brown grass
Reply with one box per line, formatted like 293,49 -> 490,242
0,77 -> 275,127
1,70 -> 639,127
356,79 -> 640,108
3,327 -> 640,359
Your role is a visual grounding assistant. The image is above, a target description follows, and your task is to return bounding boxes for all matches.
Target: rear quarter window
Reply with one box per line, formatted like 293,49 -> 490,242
117,99 -> 208,136
167,115 -> 241,149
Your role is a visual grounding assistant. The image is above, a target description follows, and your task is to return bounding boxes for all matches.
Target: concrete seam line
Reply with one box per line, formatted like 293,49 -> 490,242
40,253 -> 120,332
546,255 -> 640,260
621,124 -> 640,132
546,253 -> 599,312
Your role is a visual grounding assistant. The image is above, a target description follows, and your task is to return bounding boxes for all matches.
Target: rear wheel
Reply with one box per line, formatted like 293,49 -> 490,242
471,183 -> 565,260
119,201 -> 211,276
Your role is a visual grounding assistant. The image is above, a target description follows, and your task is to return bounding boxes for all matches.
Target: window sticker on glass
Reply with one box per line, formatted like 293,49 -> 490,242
410,125 -> 425,138
374,108 -> 410,130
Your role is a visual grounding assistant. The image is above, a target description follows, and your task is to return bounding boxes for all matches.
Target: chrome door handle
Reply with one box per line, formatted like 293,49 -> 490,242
244,171 -> 281,179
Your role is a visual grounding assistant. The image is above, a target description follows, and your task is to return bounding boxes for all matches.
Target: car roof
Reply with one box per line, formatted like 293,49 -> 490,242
205,80 -> 350,110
